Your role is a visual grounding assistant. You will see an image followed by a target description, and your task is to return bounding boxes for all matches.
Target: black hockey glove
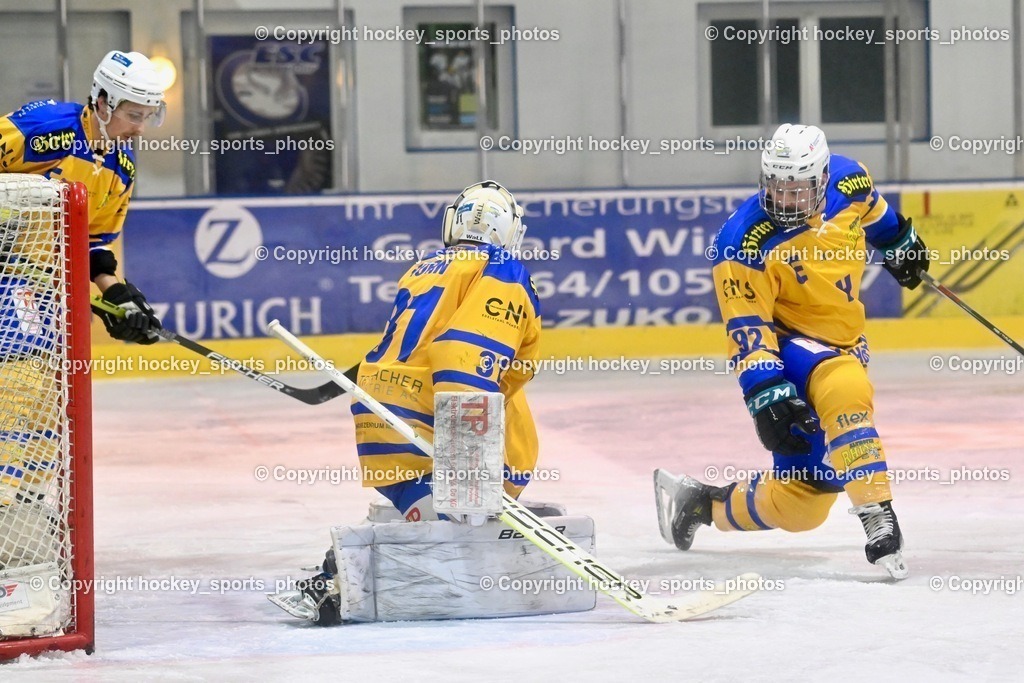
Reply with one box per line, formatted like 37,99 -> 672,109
99,281 -> 162,345
880,214 -> 929,290
744,379 -> 819,456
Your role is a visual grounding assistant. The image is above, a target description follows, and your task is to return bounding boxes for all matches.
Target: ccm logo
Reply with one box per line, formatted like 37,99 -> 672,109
749,385 -> 794,411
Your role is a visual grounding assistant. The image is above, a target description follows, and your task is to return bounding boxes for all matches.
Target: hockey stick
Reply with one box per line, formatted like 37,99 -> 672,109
90,296 -> 353,405
266,318 -> 760,622
919,270 -> 1024,357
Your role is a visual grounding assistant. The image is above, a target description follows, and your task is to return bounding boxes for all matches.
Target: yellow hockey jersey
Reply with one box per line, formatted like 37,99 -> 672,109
0,99 -> 135,251
711,154 -> 902,394
355,244 -> 542,491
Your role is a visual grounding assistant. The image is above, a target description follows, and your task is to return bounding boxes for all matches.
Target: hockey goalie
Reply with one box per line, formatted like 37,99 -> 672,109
269,181 -> 597,624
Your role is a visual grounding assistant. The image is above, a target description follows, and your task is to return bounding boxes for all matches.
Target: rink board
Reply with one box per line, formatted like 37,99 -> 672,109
88,182 -> 1024,377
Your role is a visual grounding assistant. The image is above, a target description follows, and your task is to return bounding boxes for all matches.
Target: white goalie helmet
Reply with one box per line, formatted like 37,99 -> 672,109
759,124 -> 830,229
91,51 -> 166,127
442,180 -> 526,252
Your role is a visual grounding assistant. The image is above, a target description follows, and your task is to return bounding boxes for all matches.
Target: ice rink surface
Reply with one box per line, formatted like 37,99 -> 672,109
4,350 -> 1023,682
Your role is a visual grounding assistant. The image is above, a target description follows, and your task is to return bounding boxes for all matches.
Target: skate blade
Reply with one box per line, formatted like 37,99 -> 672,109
653,469 -> 681,545
268,590 -> 318,620
875,551 -> 909,581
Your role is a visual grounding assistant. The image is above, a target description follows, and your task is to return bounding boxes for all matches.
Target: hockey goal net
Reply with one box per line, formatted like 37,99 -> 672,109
0,174 -> 93,659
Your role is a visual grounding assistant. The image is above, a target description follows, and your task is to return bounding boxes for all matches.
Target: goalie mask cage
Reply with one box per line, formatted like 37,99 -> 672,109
0,175 -> 93,659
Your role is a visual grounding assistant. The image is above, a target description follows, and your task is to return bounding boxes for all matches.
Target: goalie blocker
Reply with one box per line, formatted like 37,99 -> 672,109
431,391 -> 505,524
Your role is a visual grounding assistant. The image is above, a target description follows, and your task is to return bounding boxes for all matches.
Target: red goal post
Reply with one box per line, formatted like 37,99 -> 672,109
0,175 -> 94,659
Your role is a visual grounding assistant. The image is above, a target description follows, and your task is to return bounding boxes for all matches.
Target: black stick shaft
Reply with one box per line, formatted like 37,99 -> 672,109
91,296 -> 356,404
920,270 -> 1024,357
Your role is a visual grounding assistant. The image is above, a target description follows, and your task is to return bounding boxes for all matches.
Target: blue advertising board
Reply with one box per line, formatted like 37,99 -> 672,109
123,189 -> 902,339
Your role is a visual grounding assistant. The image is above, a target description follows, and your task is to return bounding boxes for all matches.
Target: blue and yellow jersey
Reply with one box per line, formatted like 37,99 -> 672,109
355,243 -> 542,489
712,154 -> 901,394
0,276 -> 55,358
0,99 -> 136,254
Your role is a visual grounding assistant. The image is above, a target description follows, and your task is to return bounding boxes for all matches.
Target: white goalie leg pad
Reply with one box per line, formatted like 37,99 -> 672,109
363,497 -> 568,524
330,516 -> 597,621
432,392 -> 505,524
0,561 -> 67,637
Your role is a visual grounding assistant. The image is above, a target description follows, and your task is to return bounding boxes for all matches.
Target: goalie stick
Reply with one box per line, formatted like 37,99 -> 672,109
919,270 -> 1024,357
266,318 -> 761,622
90,296 -> 354,404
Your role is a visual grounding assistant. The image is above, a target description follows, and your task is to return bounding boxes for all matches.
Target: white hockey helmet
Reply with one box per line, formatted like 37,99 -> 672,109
442,180 -> 526,252
91,51 -> 166,126
759,124 -> 829,229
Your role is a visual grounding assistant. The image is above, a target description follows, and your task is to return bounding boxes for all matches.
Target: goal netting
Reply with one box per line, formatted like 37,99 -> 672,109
0,174 -> 93,658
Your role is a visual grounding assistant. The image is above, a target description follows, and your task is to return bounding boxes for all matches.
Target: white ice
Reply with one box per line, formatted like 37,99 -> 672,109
4,350 -> 1023,681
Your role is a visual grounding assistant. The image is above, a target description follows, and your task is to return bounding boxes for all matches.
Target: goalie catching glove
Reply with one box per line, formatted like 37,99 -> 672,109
98,280 -> 161,345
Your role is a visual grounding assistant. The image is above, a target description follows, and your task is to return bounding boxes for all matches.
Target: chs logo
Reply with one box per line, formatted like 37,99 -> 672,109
0,583 -> 20,598
722,277 -> 756,302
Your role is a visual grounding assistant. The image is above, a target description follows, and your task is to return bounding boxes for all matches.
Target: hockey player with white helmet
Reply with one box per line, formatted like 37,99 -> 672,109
358,180 -> 537,525
0,53 -> 166,623
0,50 -> 165,344
269,181 -> 592,626
654,124 -> 929,579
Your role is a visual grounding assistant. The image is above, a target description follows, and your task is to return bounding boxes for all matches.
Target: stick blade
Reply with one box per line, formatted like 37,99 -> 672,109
636,572 -> 762,623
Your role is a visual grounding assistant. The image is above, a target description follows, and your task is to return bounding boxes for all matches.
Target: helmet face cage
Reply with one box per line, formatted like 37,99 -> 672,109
758,166 -> 828,230
442,181 -> 526,252
758,123 -> 830,230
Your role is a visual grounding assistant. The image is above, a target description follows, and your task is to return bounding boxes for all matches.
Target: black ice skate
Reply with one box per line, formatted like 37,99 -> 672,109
850,501 -> 908,580
268,549 -> 342,625
653,469 -> 730,551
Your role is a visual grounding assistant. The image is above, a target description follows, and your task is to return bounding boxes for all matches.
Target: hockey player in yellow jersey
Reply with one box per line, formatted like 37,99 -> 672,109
355,180 -> 541,522
0,50 -> 165,344
654,124 -> 929,579
269,181 -> 543,625
1,53 -> 165,565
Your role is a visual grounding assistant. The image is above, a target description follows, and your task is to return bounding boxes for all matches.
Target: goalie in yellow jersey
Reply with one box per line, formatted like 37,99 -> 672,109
355,180 -> 541,522
654,124 -> 930,580
270,181 -> 545,625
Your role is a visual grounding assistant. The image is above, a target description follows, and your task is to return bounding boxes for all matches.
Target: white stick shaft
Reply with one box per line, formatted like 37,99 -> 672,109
266,320 -> 434,455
